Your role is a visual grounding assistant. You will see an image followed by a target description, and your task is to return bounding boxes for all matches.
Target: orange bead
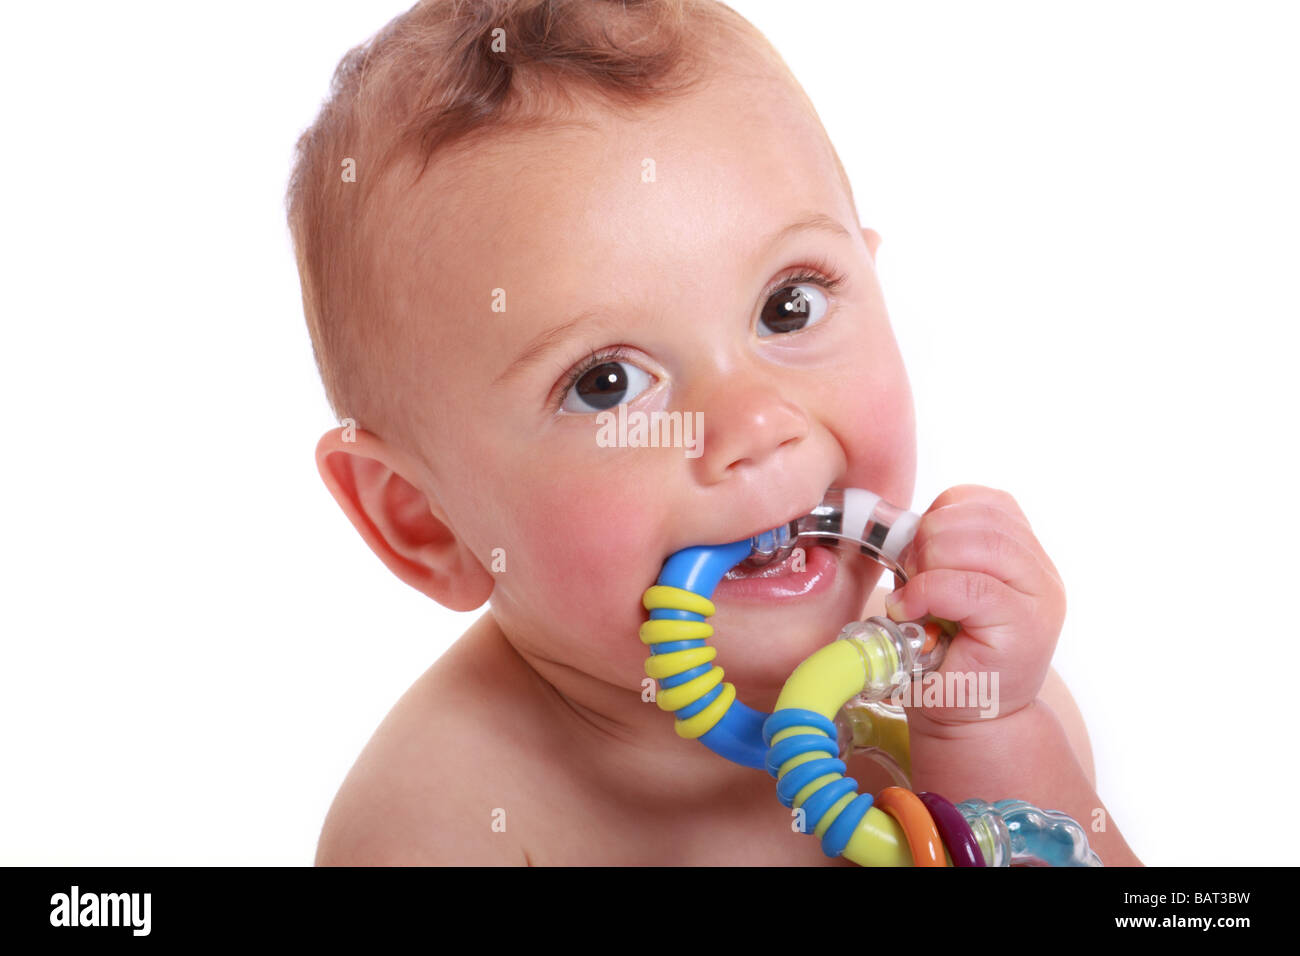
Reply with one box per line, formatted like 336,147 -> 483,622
874,787 -> 948,866
920,620 -> 940,655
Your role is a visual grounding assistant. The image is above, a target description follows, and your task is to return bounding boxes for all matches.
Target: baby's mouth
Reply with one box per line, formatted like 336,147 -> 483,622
723,547 -> 804,580
716,487 -> 836,580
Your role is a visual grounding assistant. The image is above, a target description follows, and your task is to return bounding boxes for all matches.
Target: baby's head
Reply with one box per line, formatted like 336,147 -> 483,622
287,0 -> 916,705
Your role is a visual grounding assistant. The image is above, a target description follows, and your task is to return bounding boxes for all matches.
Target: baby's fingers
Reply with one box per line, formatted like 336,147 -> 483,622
885,568 -> 1041,648
902,525 -> 1058,601
920,486 -> 1063,585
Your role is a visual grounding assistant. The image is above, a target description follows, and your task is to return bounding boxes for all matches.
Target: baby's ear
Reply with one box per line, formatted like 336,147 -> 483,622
861,227 -> 882,260
314,426 -> 494,611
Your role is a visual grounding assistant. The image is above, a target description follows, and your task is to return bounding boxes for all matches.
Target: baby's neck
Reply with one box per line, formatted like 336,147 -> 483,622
480,611 -> 781,809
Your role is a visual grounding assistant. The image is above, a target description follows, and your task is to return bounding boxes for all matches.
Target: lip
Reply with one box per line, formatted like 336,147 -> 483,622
713,542 -> 839,603
733,492 -> 828,551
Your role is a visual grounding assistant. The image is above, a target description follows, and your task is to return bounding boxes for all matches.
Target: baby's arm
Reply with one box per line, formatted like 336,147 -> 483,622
1038,665 -> 1096,789
887,484 -> 1134,864
908,700 -> 1142,866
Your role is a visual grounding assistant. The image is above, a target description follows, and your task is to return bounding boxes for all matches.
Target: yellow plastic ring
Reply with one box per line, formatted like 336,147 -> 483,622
644,646 -> 718,680
642,585 -> 715,617
656,666 -> 724,713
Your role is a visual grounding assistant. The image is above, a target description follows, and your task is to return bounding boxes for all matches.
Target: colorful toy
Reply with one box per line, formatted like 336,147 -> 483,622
639,488 -> 1102,866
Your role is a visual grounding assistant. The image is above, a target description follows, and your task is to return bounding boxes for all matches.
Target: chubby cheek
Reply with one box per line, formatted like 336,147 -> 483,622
832,336 -> 917,510
507,459 -> 667,673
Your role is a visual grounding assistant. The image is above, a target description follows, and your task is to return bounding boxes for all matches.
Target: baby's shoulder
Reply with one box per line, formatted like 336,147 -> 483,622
315,615 -> 539,866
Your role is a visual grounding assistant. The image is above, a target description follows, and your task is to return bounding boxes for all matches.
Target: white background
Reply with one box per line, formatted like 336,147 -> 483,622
2,0 -> 1296,866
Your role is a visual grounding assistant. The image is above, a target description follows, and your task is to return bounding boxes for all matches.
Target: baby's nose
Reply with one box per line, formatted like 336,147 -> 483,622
688,381 -> 810,483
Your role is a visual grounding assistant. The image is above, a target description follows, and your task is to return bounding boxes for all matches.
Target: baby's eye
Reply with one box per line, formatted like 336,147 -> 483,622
559,350 -> 654,413
757,282 -> 831,337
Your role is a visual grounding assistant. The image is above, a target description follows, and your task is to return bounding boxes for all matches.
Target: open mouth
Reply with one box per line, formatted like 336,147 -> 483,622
722,545 -> 803,580
713,540 -> 839,602
715,487 -> 834,580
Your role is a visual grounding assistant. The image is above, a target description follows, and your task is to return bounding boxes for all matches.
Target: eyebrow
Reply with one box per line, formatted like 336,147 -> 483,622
494,211 -> 854,386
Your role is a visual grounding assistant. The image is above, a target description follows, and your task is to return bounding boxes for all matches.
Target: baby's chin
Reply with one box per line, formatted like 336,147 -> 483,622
704,568 -> 878,705
711,608 -> 855,687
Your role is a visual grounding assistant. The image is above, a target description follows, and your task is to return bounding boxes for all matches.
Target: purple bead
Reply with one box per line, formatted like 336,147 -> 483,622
918,791 -> 985,867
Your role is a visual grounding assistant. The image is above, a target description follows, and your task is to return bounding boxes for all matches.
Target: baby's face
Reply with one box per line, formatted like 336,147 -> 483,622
379,62 -> 916,702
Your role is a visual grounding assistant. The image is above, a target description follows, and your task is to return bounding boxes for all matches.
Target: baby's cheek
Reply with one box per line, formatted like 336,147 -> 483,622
516,475 -> 661,628
836,350 -> 917,508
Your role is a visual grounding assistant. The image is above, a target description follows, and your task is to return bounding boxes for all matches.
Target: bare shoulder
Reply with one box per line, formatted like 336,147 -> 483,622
315,614 -> 533,866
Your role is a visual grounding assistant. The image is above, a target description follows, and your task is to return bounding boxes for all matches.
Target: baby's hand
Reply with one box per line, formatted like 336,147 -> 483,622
884,485 -> 1065,737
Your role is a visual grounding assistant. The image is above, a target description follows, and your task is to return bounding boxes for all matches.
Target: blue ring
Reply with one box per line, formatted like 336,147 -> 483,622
673,683 -> 723,720
658,663 -> 714,688
765,733 -> 839,778
648,639 -> 706,655
798,777 -> 860,834
762,708 -> 837,746
775,757 -> 847,808
648,607 -> 706,622
821,792 -> 876,858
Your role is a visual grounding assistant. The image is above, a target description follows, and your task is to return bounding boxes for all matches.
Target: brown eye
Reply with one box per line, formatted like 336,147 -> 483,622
560,358 -> 652,413
758,284 -> 829,337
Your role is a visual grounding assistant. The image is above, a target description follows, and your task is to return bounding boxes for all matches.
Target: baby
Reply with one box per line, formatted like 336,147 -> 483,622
286,0 -> 1141,866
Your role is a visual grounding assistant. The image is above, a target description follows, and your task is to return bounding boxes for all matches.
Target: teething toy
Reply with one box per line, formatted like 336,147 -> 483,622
639,488 -> 1102,866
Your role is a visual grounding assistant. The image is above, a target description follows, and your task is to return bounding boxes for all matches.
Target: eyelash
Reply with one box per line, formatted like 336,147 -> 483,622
554,260 -> 848,409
